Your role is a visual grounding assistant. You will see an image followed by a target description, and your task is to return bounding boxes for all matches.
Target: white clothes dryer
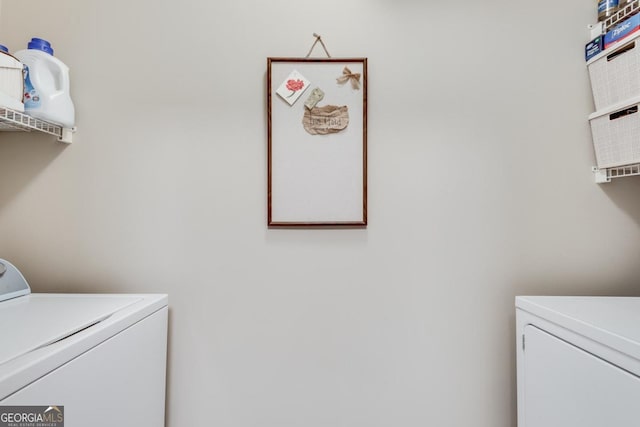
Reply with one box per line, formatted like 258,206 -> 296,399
0,258 -> 168,427
516,296 -> 640,427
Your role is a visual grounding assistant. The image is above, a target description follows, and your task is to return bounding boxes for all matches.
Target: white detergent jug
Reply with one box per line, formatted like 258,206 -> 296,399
14,38 -> 74,128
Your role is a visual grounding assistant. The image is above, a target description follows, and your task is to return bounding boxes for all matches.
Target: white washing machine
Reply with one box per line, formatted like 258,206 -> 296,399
516,296 -> 640,427
0,259 -> 168,427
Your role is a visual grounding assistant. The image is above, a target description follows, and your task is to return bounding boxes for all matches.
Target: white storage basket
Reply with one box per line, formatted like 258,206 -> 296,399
589,96 -> 640,168
0,51 -> 23,111
588,32 -> 640,110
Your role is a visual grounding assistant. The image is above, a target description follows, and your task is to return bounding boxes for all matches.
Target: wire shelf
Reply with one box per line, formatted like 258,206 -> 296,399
605,0 -> 640,30
589,2 -> 640,183
0,107 -> 72,143
593,164 -> 640,182
607,163 -> 640,178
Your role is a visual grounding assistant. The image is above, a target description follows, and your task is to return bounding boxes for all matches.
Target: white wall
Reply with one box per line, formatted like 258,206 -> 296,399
2,1 -> 640,426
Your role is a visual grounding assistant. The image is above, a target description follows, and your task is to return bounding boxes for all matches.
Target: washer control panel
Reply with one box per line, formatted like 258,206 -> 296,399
0,259 -> 31,303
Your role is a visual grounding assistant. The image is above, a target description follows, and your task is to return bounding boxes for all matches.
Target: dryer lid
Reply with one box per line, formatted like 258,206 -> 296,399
516,296 -> 640,360
0,294 -> 142,365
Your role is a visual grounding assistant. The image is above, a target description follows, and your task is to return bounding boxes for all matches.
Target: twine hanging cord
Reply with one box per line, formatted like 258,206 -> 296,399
305,33 -> 332,58
305,34 -> 361,89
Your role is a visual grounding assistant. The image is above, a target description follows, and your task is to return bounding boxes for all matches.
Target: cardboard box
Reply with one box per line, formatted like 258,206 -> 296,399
586,35 -> 604,61
605,13 -> 640,49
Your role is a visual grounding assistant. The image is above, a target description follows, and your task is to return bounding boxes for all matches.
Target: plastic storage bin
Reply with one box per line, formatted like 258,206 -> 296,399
589,96 -> 640,168
588,32 -> 640,110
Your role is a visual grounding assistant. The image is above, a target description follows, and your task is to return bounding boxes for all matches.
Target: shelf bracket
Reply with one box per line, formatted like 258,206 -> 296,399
588,22 -> 604,39
58,127 -> 75,144
593,166 -> 611,184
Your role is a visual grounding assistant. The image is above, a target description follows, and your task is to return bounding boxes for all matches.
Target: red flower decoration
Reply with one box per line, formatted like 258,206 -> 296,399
286,79 -> 305,92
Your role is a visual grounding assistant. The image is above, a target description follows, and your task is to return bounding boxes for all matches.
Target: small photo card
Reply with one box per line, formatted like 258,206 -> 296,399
276,70 -> 311,106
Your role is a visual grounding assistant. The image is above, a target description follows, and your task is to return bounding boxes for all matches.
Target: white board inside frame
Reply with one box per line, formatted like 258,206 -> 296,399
267,58 -> 368,227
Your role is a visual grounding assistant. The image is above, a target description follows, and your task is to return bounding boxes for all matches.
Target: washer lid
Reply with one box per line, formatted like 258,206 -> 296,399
0,294 -> 142,365
516,296 -> 640,360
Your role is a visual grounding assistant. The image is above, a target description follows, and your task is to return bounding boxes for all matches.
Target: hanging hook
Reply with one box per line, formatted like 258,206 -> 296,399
305,33 -> 332,58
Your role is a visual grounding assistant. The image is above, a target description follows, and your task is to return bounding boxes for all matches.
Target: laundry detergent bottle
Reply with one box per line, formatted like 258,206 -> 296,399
14,38 -> 75,128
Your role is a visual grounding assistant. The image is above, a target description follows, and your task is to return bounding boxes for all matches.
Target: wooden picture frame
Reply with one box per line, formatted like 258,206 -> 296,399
267,57 -> 368,227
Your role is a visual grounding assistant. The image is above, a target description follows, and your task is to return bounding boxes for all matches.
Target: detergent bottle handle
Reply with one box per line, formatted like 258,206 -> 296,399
51,59 -> 70,95
44,56 -> 69,95
58,67 -> 70,95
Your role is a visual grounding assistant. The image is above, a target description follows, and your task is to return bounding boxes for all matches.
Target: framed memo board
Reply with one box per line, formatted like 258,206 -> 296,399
267,57 -> 368,227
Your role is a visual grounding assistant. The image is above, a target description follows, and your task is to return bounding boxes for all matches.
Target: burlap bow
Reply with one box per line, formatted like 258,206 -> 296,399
336,67 -> 361,90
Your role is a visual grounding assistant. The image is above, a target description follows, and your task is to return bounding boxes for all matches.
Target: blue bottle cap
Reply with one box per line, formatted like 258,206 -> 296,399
0,45 -> 8,53
27,38 -> 54,55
